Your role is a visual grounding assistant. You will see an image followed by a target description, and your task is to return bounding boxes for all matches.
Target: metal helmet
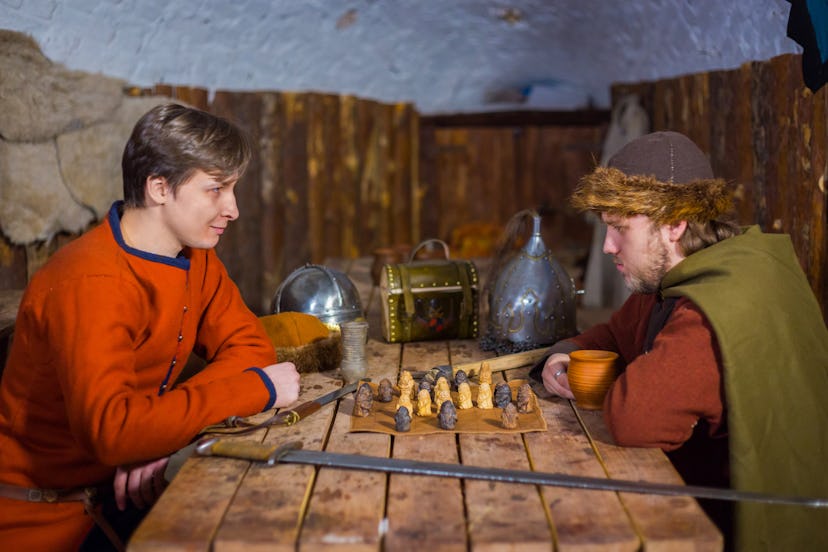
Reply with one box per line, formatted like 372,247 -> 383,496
271,264 -> 364,329
482,212 -> 578,354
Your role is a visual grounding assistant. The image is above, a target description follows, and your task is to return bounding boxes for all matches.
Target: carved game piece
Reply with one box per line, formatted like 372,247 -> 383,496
454,369 -> 469,389
457,382 -> 473,409
416,388 -> 433,416
478,362 -> 492,385
395,405 -> 412,432
398,370 -> 415,399
396,392 -> 413,413
516,383 -> 534,413
438,400 -> 457,430
353,382 -> 374,417
377,378 -> 394,402
501,402 -> 518,429
494,381 -> 512,408
435,376 -> 450,395
434,387 -> 452,414
476,381 -> 493,409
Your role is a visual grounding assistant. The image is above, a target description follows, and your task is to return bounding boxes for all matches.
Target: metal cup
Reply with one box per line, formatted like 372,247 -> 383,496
339,319 -> 369,383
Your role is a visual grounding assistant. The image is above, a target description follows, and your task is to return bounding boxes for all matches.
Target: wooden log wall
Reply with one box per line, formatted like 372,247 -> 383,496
418,122 -> 607,267
8,53 -> 823,324
612,53 -> 827,321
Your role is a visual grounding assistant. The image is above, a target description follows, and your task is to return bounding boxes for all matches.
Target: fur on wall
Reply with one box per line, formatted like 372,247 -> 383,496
0,30 -> 123,142
0,30 -> 169,245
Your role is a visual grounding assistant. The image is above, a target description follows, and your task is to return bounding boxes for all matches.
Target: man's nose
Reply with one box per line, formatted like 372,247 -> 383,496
602,229 -> 618,255
223,192 -> 239,221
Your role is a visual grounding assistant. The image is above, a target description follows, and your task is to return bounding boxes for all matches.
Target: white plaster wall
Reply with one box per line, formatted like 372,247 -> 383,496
0,0 -> 801,114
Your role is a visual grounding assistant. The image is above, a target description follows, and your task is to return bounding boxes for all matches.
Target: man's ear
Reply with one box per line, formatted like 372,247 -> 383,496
145,175 -> 170,206
667,220 -> 688,243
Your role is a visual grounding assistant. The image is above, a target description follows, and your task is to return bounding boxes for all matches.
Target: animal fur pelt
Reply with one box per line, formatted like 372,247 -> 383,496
275,333 -> 343,374
571,166 -> 732,225
0,30 -> 125,142
0,140 -> 95,244
0,96 -> 169,244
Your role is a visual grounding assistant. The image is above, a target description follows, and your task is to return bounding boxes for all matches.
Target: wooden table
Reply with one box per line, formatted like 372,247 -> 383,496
129,258 -> 722,551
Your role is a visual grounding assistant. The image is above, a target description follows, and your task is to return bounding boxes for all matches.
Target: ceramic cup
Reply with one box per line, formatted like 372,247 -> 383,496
567,350 -> 619,410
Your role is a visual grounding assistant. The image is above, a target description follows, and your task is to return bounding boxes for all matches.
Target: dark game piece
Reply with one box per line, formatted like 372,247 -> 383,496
353,382 -> 374,417
516,383 -> 534,413
454,369 -> 469,388
395,405 -> 412,432
377,378 -> 394,402
501,402 -> 518,429
494,381 -> 512,408
438,400 -> 457,430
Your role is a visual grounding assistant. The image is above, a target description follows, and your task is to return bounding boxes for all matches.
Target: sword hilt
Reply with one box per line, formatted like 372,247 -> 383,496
195,437 -> 303,465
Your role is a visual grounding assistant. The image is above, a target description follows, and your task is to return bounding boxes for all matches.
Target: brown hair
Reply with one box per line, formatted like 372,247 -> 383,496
121,103 -> 252,207
678,218 -> 741,256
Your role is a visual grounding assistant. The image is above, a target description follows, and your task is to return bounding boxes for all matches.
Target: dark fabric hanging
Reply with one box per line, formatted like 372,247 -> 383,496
787,0 -> 828,92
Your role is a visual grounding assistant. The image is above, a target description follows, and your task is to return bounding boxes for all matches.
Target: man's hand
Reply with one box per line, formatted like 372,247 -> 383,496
262,361 -> 301,407
541,353 -> 575,399
114,456 -> 169,511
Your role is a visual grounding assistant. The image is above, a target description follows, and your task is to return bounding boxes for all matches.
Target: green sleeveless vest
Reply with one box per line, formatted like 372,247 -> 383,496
662,226 -> 828,551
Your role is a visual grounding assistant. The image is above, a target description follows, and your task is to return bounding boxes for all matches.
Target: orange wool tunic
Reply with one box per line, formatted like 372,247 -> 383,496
0,203 -> 278,550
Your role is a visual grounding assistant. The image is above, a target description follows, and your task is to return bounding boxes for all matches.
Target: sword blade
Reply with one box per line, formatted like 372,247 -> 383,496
205,441 -> 827,508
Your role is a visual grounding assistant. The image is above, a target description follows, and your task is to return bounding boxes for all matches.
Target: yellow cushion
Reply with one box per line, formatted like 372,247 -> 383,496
259,312 -> 330,348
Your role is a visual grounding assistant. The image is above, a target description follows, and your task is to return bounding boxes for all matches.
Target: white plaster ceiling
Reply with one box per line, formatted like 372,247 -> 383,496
0,0 -> 800,114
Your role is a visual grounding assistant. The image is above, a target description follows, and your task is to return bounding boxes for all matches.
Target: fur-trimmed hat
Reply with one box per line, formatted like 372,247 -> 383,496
571,131 -> 732,224
259,312 -> 342,373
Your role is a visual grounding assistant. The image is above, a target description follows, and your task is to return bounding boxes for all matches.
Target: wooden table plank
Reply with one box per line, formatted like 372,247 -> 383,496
385,341 -> 466,551
524,383 -> 640,551
578,410 -> 723,552
461,377 -> 552,550
298,331 -> 400,550
298,402 -> 389,551
213,372 -> 343,552
449,341 -> 553,551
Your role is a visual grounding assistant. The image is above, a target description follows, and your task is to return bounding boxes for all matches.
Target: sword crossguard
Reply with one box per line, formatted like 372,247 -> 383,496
281,410 -> 301,426
266,441 -> 303,464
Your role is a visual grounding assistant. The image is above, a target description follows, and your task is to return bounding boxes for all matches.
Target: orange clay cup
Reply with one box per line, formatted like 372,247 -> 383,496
567,350 -> 620,410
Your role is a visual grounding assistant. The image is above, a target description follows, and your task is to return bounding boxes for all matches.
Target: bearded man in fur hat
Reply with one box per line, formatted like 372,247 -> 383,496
531,131 -> 828,552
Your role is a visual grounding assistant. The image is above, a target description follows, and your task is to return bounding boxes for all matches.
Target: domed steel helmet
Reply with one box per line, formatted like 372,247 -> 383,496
482,212 -> 578,354
271,264 -> 364,329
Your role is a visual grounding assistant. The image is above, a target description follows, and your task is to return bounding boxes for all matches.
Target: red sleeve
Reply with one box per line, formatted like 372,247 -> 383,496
570,293 -> 654,369
601,300 -> 725,451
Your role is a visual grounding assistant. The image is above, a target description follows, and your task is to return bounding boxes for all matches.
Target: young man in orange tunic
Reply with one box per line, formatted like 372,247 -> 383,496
0,103 -> 301,550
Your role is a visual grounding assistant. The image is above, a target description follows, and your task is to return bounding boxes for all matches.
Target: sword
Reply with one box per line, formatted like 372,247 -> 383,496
200,379 -> 368,437
195,438 -> 828,508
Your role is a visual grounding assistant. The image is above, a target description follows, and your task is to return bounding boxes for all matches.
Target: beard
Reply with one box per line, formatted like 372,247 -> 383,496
620,229 -> 670,294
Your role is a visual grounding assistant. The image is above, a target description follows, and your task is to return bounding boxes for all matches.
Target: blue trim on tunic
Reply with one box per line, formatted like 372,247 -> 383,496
107,201 -> 191,270
246,367 -> 278,410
